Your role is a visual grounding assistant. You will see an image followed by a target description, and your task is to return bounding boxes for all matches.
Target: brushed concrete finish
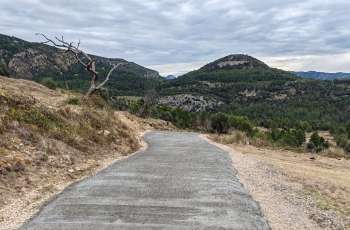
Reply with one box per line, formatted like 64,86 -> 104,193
21,131 -> 270,230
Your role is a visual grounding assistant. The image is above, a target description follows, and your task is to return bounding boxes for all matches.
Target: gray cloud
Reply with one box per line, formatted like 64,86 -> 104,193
1,0 -> 350,75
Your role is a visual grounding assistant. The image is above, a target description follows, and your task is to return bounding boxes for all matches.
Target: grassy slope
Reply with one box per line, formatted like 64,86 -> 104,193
0,76 -> 172,229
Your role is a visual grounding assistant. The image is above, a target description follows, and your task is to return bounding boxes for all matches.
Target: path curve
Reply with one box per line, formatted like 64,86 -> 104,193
21,131 -> 270,230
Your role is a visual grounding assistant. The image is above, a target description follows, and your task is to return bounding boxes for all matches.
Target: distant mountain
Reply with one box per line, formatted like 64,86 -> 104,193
164,75 -> 176,80
295,71 -> 350,80
0,33 -> 162,96
199,54 -> 269,72
159,54 -> 350,130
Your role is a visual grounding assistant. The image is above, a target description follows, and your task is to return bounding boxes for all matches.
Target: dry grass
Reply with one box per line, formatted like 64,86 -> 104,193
211,131 -> 250,145
0,76 -> 173,229
208,133 -> 350,229
213,130 -> 349,159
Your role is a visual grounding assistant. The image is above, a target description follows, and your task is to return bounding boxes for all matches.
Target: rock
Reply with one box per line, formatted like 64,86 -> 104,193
103,130 -> 111,136
159,94 -> 223,112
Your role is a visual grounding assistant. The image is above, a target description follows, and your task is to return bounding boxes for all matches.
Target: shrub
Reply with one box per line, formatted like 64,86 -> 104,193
307,141 -> 316,151
172,108 -> 193,129
210,113 -> 230,133
151,106 -> 173,122
65,97 -> 80,105
308,132 -> 329,153
41,78 -> 57,90
128,100 -> 143,115
268,128 -> 305,147
7,107 -> 62,131
228,115 -> 254,135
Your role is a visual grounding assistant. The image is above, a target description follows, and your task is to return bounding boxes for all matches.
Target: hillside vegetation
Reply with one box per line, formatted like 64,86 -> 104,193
154,55 -> 350,155
160,55 -> 350,131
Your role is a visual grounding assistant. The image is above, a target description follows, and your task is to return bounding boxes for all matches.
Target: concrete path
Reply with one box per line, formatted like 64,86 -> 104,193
21,131 -> 270,230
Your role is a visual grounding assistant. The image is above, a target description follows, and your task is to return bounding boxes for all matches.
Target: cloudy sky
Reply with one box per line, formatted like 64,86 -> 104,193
1,0 -> 350,75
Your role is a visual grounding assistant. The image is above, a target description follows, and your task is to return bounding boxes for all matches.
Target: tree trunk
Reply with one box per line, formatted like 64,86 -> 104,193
85,61 -> 97,97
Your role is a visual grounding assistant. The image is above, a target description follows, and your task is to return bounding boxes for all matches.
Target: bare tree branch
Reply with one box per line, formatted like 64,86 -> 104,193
96,62 -> 124,90
36,33 -> 125,97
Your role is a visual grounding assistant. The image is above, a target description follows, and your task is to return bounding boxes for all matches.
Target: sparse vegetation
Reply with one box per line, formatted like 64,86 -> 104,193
0,77 -> 137,226
65,97 -> 80,105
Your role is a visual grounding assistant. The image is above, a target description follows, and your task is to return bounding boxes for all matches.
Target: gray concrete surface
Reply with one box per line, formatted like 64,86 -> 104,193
21,131 -> 270,230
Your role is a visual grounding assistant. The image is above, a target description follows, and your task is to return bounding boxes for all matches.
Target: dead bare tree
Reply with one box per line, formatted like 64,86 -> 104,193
36,33 -> 124,97
138,72 -> 159,117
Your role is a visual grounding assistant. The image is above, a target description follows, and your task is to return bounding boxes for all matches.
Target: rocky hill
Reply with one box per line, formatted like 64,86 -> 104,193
0,34 -> 162,96
199,54 -> 269,72
159,55 -> 350,130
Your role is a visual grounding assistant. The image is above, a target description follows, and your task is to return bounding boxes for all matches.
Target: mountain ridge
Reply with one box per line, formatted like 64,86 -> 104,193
295,71 -> 350,80
0,33 -> 162,96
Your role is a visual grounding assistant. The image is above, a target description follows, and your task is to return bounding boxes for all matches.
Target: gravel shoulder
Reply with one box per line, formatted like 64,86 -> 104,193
203,135 -> 350,230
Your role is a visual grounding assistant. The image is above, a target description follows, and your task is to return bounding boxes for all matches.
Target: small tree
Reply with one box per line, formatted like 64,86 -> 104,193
137,72 -> 159,118
37,33 -> 125,97
138,88 -> 158,118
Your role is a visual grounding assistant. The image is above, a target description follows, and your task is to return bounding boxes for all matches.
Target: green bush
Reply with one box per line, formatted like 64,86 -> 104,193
269,128 -> 305,147
128,100 -> 143,115
210,113 -> 230,133
306,141 -> 316,151
172,108 -> 193,129
228,115 -> 254,135
308,132 -> 329,153
41,78 -> 57,90
7,107 -> 62,131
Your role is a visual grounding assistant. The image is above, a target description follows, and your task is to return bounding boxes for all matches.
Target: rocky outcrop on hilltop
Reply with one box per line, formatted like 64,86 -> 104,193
200,54 -> 269,72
